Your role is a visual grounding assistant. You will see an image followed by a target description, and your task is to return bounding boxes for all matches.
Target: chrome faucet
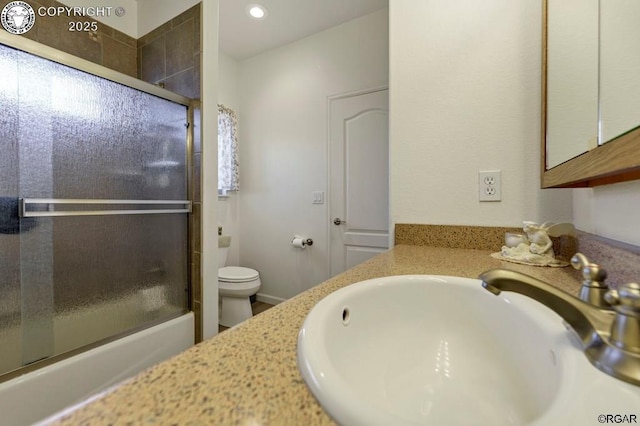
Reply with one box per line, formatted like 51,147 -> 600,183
479,268 -> 640,386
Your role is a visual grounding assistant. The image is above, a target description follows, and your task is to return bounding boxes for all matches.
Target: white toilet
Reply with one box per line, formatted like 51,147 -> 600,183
218,236 -> 261,327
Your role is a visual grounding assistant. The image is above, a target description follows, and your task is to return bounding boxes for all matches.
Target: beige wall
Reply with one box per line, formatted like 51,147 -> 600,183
389,0 -> 573,229
200,0 -> 219,339
217,53 -> 241,267
574,182 -> 640,245
58,0 -> 138,37
136,0 -> 200,40
238,9 -> 389,302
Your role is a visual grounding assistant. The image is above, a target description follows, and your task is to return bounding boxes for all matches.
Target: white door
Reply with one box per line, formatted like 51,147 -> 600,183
329,89 -> 389,277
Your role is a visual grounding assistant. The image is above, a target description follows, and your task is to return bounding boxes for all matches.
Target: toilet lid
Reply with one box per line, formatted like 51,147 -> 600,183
219,266 -> 259,283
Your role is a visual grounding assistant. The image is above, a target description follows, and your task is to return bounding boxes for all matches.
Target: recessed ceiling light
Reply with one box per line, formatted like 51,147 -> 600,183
246,4 -> 268,20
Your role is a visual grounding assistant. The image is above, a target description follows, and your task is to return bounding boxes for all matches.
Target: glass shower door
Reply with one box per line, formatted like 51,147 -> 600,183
0,41 -> 190,377
0,41 -> 23,375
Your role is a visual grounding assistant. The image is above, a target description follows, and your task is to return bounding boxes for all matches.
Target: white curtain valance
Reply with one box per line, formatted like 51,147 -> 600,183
218,104 -> 239,193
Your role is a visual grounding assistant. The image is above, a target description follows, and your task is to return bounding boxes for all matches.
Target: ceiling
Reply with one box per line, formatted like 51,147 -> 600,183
218,0 -> 388,60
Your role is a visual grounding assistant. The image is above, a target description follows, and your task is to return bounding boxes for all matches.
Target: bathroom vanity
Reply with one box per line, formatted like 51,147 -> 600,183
47,227 -> 639,425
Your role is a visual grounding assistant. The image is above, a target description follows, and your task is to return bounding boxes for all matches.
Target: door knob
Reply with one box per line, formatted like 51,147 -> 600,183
333,217 -> 346,225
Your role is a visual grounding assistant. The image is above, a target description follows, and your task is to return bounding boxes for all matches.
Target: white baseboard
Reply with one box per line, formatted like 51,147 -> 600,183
256,293 -> 285,305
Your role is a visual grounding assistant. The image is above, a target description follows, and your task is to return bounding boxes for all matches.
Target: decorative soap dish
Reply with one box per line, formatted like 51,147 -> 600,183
492,221 -> 575,267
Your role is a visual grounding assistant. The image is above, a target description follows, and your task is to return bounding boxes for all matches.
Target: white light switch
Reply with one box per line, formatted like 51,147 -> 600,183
312,191 -> 325,204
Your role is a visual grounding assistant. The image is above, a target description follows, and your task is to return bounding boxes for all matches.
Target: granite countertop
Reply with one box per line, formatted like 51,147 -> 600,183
51,244 -> 583,425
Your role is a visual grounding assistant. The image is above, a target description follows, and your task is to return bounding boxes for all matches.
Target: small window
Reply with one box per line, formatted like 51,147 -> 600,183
218,104 -> 239,195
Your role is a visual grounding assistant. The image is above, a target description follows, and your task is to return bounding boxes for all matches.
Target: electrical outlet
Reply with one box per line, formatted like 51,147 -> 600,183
479,170 -> 502,202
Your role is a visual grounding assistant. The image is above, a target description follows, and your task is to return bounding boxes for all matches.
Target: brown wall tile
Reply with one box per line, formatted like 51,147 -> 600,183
140,35 -> 165,84
35,0 -> 56,7
165,20 -> 195,77
191,252 -> 202,302
102,36 -> 137,77
137,20 -> 172,48
98,23 -> 114,38
194,6 -> 201,54
137,3 -> 201,100
37,14 -> 102,64
192,153 -> 201,203
171,6 -> 196,27
136,47 -> 142,79
193,52 -> 201,98
111,29 -> 136,48
163,67 -> 195,99
190,202 -> 201,254
193,301 -> 202,343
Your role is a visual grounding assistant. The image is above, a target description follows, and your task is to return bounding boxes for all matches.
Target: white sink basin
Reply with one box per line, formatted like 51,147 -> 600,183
297,275 -> 640,426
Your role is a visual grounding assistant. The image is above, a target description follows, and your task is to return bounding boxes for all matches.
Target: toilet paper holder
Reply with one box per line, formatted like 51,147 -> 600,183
291,235 -> 313,248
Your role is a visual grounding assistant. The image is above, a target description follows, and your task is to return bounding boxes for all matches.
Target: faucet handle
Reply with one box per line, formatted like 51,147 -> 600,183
604,283 -> 640,355
605,283 -> 640,317
571,253 -> 610,308
570,253 -> 589,269
571,253 -> 608,288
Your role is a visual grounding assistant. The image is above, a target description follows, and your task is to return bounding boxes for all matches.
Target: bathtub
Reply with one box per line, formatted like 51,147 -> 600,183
0,313 -> 194,426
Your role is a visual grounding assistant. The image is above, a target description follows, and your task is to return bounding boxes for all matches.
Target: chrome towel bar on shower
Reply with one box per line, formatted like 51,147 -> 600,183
19,198 -> 192,218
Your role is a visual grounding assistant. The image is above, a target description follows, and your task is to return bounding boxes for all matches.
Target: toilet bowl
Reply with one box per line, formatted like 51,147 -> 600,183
218,236 -> 261,327
218,266 -> 261,327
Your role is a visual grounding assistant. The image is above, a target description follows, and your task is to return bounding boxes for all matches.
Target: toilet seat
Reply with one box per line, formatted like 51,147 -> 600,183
219,266 -> 259,283
218,266 -> 261,298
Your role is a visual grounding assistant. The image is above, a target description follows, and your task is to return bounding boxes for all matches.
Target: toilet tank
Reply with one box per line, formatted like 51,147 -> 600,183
218,236 -> 231,268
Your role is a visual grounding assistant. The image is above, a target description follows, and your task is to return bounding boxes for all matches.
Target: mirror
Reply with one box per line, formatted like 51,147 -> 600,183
545,0 -> 598,170
542,0 -> 640,188
599,0 -> 640,144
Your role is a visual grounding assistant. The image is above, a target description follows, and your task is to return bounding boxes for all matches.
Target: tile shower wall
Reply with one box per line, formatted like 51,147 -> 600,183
0,0 -> 137,77
2,2 -> 204,342
137,5 -> 201,99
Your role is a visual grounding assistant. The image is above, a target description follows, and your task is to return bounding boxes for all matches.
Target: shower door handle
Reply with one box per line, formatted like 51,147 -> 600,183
333,217 -> 346,225
19,199 -> 192,217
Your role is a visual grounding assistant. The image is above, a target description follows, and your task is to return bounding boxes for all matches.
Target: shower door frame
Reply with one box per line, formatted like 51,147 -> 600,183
0,31 -> 195,382
0,31 -> 191,106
